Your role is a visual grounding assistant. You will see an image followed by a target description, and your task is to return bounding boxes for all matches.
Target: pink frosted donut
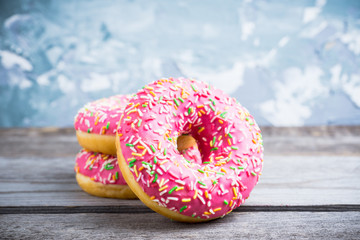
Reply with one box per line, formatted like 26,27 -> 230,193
116,77 -> 264,222
74,149 -> 137,199
74,95 -> 130,155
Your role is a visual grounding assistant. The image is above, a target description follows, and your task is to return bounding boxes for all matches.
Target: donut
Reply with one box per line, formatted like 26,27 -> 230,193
116,77 -> 264,222
74,135 -> 198,199
74,95 -> 130,155
74,149 -> 137,199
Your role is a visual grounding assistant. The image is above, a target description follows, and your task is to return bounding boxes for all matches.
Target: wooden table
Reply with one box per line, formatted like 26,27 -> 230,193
1,126 -> 359,239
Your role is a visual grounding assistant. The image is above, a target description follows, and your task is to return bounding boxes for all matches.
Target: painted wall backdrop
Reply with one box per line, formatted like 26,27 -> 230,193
0,0 -> 359,127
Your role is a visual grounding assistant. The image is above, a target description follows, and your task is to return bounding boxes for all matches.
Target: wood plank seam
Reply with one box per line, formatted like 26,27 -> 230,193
1,205 -> 359,214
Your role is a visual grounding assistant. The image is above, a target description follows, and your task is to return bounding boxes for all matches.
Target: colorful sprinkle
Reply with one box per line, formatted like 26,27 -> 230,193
212,136 -> 216,146
153,173 -> 158,183
174,98 -> 180,107
191,84 -> 196,91
198,181 -> 206,186
198,127 -> 205,133
104,163 -> 114,170
179,206 -> 188,213
168,186 -> 178,194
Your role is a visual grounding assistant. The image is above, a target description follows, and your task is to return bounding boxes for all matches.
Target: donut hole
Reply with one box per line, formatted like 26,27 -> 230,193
177,134 -> 196,152
177,134 -> 202,164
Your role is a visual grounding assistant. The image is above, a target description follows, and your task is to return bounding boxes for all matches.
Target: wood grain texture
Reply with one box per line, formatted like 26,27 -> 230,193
0,127 -> 78,158
1,155 -> 359,207
1,212 -> 359,240
0,126 -> 359,239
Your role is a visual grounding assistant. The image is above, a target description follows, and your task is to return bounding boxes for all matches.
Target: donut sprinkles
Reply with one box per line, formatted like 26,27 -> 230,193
117,77 -> 263,221
75,149 -> 127,185
179,145 -> 202,165
74,95 -> 130,136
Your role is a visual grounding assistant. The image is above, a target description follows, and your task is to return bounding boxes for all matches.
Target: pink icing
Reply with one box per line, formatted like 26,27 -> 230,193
117,77 -> 264,220
74,95 -> 130,135
180,145 -> 202,165
75,149 -> 127,185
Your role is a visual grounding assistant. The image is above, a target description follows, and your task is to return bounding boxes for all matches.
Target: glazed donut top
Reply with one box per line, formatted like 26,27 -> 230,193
118,77 -> 263,220
74,95 -> 130,135
75,149 -> 127,185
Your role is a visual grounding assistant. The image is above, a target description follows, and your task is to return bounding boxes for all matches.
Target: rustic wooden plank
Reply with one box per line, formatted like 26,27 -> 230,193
1,127 -> 359,209
0,191 -> 145,207
1,212 -> 359,239
0,127 -> 79,158
1,126 -> 360,158
249,155 -> 360,205
262,125 -> 360,156
1,155 -> 359,207
0,156 -> 360,206
0,156 -> 76,183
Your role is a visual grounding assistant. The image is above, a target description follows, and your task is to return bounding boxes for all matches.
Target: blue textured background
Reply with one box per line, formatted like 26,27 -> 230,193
1,0 -> 360,127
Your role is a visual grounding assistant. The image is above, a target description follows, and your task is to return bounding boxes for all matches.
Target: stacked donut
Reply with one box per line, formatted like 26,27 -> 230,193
73,95 -> 137,199
73,94 -> 201,199
74,77 -> 264,222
